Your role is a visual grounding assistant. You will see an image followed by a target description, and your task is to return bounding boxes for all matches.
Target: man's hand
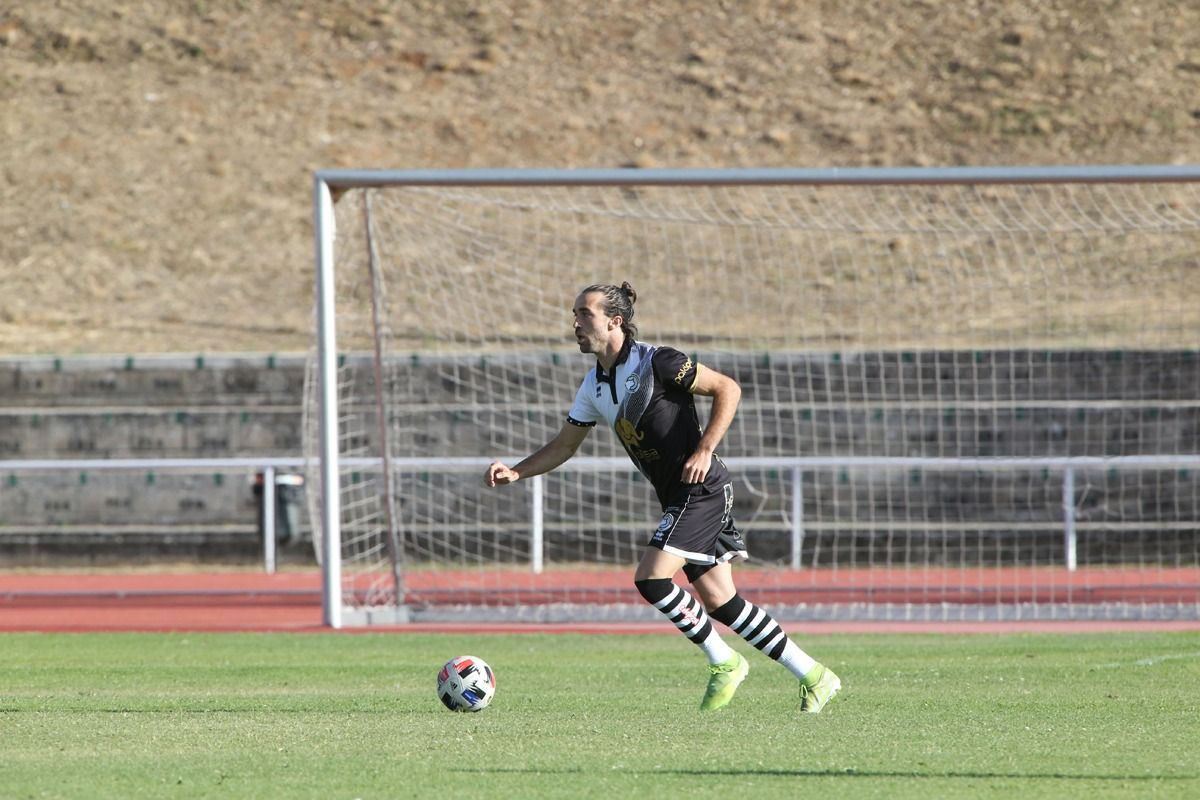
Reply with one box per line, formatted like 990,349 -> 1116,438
483,423 -> 589,488
484,461 -> 519,487
681,448 -> 713,485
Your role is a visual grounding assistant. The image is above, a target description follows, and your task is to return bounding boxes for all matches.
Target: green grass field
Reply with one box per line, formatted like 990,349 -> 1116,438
1,631 -> 1197,799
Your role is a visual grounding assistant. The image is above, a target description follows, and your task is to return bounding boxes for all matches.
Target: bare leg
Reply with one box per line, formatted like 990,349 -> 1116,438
634,546 -> 687,581
689,561 -> 737,610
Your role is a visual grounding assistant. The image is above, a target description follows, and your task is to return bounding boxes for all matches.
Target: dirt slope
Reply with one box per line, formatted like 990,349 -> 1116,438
2,1 -> 1198,354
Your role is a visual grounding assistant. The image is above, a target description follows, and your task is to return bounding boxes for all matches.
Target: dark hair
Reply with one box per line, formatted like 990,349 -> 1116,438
582,282 -> 638,339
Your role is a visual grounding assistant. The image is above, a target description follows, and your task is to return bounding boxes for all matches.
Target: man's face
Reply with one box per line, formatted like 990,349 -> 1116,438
572,291 -> 617,354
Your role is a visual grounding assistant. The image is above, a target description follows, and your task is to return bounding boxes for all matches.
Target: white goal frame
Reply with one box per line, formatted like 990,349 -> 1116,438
312,165 -> 1200,628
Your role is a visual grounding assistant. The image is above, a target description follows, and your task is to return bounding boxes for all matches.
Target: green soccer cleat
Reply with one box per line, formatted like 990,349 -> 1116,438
799,664 -> 841,713
700,652 -> 749,711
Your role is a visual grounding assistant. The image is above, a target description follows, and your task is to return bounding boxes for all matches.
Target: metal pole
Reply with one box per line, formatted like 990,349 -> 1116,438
790,466 -> 805,570
363,191 -> 407,612
262,465 -> 276,575
314,176 -> 343,628
531,475 -> 544,574
1063,467 -> 1077,571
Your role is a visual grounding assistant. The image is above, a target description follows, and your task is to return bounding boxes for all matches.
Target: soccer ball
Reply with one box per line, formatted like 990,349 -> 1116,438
436,655 -> 496,712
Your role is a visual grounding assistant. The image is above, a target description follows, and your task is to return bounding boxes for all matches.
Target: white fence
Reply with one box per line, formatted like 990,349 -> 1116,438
6,454 -> 1199,574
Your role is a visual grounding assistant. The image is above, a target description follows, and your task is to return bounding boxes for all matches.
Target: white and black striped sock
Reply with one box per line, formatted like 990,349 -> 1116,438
635,578 -> 733,664
710,594 -> 817,679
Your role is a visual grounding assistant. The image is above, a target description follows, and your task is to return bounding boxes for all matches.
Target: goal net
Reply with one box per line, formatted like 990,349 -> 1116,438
305,167 -> 1200,627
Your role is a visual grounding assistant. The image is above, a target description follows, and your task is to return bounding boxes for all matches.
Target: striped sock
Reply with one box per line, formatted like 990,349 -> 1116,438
635,578 -> 733,665
709,594 -> 817,679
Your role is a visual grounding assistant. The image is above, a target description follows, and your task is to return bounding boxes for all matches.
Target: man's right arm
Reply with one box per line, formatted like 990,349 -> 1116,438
484,421 -> 591,487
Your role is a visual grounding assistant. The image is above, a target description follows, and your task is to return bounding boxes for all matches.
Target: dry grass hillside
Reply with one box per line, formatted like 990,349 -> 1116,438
2,1 -> 1198,355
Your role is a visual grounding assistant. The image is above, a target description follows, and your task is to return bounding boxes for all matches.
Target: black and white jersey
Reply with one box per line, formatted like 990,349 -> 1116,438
567,339 -> 732,509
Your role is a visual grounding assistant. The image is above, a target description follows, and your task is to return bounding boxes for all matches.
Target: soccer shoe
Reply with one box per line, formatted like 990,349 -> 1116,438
799,664 -> 841,713
700,652 -> 749,711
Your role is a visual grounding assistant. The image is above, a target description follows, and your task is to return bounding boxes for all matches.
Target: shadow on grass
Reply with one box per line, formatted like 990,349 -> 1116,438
453,767 -> 1196,781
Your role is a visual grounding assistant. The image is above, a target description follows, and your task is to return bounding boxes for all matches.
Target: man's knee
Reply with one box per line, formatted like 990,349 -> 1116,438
634,577 -> 674,605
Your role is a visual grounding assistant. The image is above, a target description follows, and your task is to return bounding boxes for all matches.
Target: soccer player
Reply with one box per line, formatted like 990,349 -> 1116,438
484,282 -> 841,713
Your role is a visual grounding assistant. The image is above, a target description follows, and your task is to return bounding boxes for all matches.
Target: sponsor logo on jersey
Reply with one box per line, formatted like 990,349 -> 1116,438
674,356 -> 694,386
630,446 -> 660,463
616,418 -> 644,447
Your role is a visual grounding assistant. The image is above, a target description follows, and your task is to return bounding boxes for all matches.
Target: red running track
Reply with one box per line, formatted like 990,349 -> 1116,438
1,568 -> 1197,633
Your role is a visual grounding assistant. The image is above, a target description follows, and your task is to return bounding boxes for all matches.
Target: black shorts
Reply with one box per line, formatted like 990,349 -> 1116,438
647,481 -> 748,567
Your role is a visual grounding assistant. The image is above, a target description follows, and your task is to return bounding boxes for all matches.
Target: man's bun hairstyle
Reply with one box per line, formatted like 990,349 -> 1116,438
620,281 -> 637,306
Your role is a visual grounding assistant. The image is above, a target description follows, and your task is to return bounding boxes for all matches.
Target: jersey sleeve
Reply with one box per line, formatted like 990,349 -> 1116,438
651,346 -> 699,394
567,376 -> 599,427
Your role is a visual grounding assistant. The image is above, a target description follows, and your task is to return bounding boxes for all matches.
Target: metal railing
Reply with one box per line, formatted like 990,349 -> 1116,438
3,457 -> 307,574
7,454 -> 1198,574
404,455 -> 1200,573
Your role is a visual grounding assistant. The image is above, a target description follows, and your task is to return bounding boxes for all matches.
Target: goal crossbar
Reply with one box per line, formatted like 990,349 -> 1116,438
316,164 -> 1200,189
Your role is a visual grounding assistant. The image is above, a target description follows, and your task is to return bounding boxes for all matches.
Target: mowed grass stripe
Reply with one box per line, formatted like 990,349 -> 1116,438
0,632 -> 1197,799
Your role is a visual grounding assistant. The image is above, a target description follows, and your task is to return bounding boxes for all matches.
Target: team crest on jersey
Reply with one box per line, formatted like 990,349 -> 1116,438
624,373 -> 641,394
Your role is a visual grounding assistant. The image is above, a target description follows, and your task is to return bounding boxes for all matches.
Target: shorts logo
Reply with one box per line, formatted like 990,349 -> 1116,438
674,356 -> 693,386
624,373 -> 641,394
653,511 -> 675,541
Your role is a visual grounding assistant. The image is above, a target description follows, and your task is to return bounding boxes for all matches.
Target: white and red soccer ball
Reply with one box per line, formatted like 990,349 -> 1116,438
437,655 -> 497,712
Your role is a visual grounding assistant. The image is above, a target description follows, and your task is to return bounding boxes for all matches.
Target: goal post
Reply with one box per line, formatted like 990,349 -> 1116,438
307,165 -> 1200,628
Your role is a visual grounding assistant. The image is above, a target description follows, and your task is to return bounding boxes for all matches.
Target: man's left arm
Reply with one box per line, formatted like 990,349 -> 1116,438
682,365 -> 741,484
